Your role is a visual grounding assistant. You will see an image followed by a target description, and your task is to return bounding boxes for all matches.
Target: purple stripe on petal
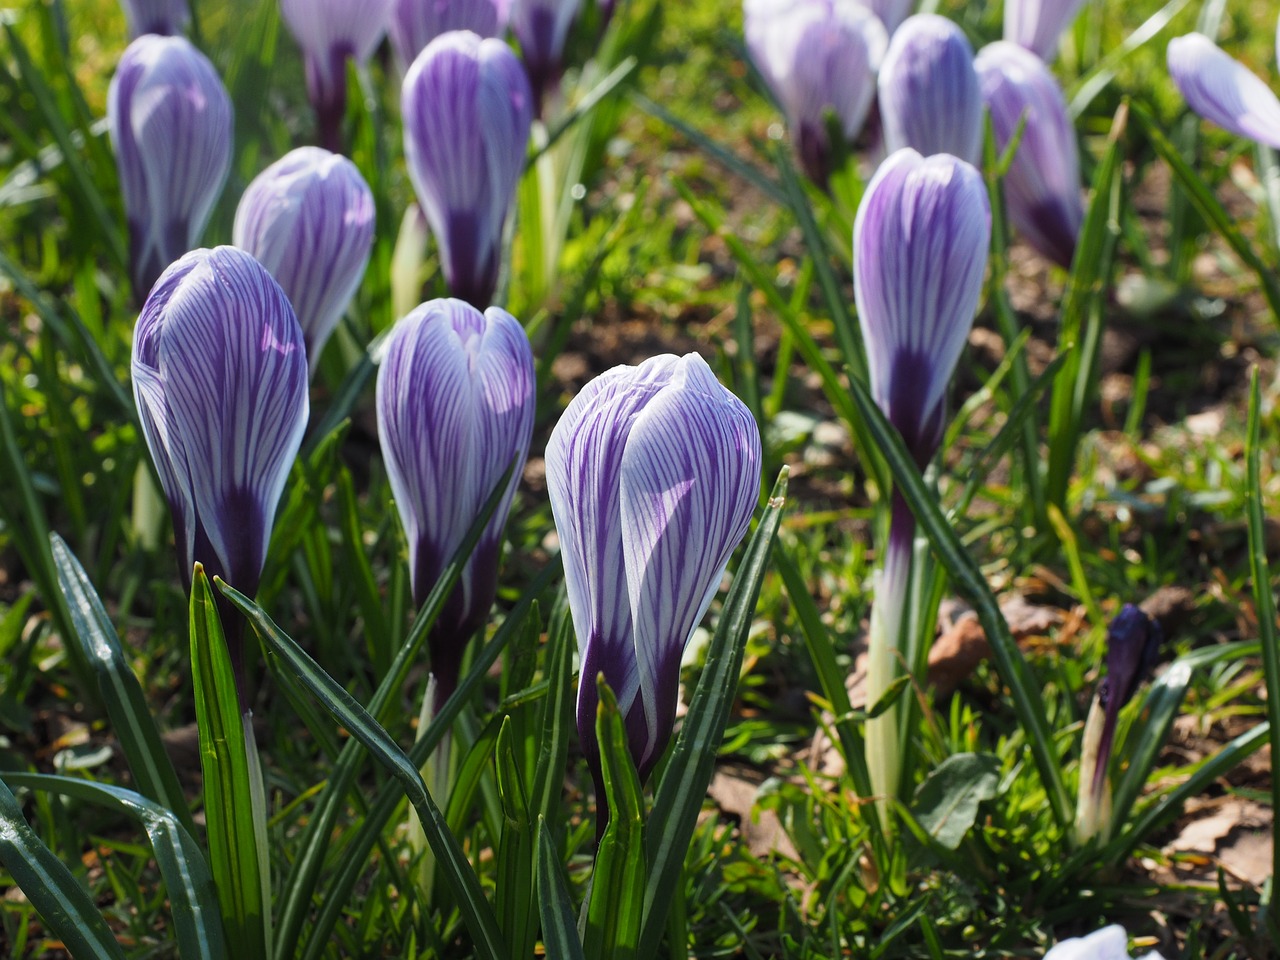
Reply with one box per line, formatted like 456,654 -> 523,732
389,0 -> 509,72
1167,33 -> 1280,151
509,0 -> 582,104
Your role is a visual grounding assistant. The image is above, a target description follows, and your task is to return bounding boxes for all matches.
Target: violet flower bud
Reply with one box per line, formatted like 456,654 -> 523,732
545,353 -> 762,797
743,0 -> 888,186
280,0 -> 396,151
1167,32 -> 1280,151
508,0 -> 583,110
389,0 -> 510,73
402,31 -> 533,308
233,147 -> 375,370
1003,0 -> 1088,61
974,41 -> 1084,268
853,148 -> 991,467
119,0 -> 190,37
877,14 -> 983,165
108,35 -> 233,300
866,0 -> 912,36
376,298 -> 535,698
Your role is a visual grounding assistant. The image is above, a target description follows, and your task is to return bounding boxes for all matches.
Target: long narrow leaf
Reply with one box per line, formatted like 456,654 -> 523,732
537,818 -> 586,960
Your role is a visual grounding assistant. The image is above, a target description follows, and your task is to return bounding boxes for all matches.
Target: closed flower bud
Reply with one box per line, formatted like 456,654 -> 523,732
866,0 -> 912,36
233,147 -> 376,371
402,31 -> 533,308
877,14 -> 982,164
545,353 -> 762,797
1167,32 -> 1280,151
389,0 -> 510,73
280,0 -> 396,151
975,41 -> 1083,268
853,148 -> 990,467
119,0 -> 190,37
108,36 -> 233,299
509,0 -> 583,109
744,0 -> 887,186
1004,0 -> 1088,61
376,299 -> 535,697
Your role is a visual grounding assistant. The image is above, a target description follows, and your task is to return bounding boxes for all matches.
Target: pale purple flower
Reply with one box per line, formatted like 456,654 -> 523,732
108,35 -> 233,300
280,0 -> 397,151
1044,925 -> 1166,960
1004,0 -> 1088,61
389,0 -> 510,72
377,298 -> 534,697
1167,31 -> 1280,150
975,41 -> 1083,268
402,31 -> 533,308
545,354 -> 762,794
509,0 -> 582,109
119,0 -> 190,37
743,0 -> 888,185
877,14 -> 982,164
233,147 -> 375,370
866,0 -> 912,35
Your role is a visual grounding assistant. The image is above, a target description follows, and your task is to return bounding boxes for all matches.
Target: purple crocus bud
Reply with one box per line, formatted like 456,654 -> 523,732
1004,0 -> 1088,61
975,41 -> 1083,268
877,14 -> 982,164
108,35 -> 233,300
508,0 -> 583,110
866,0 -> 912,35
233,147 -> 375,370
132,247 -> 309,692
389,0 -> 510,72
280,0 -> 396,152
402,31 -> 533,308
376,298 -> 535,698
743,0 -> 888,186
854,148 -> 991,467
119,0 -> 190,37
545,354 -> 762,800
1167,32 -> 1280,151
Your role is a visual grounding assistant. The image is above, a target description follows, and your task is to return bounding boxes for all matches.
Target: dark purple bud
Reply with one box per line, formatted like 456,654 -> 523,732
1092,604 -> 1163,795
120,0 -> 190,37
509,0 -> 582,110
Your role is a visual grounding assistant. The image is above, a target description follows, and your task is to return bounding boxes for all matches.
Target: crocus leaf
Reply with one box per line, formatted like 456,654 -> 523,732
537,817 -> 585,960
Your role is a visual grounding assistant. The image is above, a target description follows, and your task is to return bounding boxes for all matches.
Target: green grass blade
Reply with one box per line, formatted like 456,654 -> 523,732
189,568 -> 272,960
4,773 -> 227,960
530,600 -> 576,836
495,717 -> 537,960
639,469 -> 788,957
0,775 -> 128,960
49,534 -> 192,834
537,817 -> 585,960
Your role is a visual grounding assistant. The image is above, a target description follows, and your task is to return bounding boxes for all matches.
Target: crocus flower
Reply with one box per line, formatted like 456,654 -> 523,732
867,0 -> 912,35
1004,0 -> 1088,61
743,0 -> 888,186
853,149 -> 990,817
132,246 -> 309,692
508,0 -> 583,110
1167,30 -> 1280,150
975,41 -> 1083,268
402,31 -> 533,308
376,298 -> 535,698
119,0 -> 190,37
1075,604 -> 1163,843
108,35 -> 233,299
877,14 -> 983,164
280,0 -> 397,152
389,0 -> 510,72
545,354 -> 761,799
1044,925 -> 1167,960
233,147 -> 375,370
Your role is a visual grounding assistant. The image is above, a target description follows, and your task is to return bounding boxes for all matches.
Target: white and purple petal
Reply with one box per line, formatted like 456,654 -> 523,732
508,0 -> 582,106
389,0 -> 510,71
1044,925 -> 1166,960
1167,33 -> 1280,150
866,0 -> 912,35
1003,0 -> 1088,61
119,0 -> 190,37
233,146 -> 375,370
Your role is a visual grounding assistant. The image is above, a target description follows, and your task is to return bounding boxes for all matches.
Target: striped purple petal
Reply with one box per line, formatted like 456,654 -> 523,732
1003,0 -> 1088,61
1167,33 -> 1280,151
389,0 -> 510,71
878,14 -> 983,164
119,0 -> 190,37
376,298 -> 535,692
866,0 -> 913,36
854,149 -> 990,465
402,31 -> 533,308
508,0 -> 582,106
233,147 -> 375,370
131,246 -> 309,597
108,35 -> 233,298
975,41 -> 1083,268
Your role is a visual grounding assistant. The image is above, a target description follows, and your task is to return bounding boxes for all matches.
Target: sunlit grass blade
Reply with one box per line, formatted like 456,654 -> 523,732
4,773 -> 227,960
529,57 -> 639,166
537,817 -> 585,960
0,775 -> 128,960
530,599 -> 575,834
189,568 -> 272,960
494,717 -> 537,960
846,375 -> 1073,828
639,469 -> 788,957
